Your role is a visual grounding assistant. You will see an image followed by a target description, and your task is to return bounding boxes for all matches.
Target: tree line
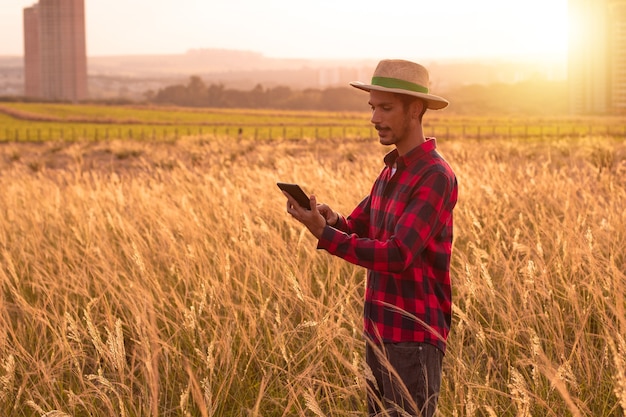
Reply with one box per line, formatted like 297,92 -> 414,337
146,75 -> 569,116
145,75 -> 368,112
0,74 -> 568,115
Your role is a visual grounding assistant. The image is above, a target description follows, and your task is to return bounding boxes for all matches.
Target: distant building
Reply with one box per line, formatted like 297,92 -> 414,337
23,5 -> 41,97
318,67 -> 370,88
569,0 -> 626,114
23,0 -> 88,102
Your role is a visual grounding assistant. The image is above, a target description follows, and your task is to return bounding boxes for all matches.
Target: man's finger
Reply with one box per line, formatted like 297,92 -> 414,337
309,195 -> 318,213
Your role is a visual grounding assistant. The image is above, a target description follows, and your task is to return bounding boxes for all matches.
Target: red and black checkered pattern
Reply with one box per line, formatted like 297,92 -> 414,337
317,139 -> 458,353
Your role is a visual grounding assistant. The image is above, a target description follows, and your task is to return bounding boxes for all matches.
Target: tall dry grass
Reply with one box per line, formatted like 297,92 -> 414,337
0,133 -> 624,416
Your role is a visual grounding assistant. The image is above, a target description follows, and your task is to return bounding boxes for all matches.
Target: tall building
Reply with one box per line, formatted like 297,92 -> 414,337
23,5 -> 41,97
23,0 -> 88,102
569,0 -> 626,114
610,1 -> 626,113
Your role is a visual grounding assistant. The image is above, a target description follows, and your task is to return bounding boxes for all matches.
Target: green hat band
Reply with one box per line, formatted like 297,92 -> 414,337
371,76 -> 429,94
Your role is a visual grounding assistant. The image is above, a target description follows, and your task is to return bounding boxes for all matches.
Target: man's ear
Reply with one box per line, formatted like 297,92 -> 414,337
412,98 -> 426,120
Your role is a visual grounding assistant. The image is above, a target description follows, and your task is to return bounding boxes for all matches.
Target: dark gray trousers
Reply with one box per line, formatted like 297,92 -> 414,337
366,342 -> 443,417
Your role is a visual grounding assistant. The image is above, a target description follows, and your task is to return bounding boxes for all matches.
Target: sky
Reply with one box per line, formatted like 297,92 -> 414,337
0,0 -> 569,63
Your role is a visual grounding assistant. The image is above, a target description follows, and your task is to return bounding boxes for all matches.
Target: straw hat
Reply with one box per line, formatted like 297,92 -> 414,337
350,59 -> 449,110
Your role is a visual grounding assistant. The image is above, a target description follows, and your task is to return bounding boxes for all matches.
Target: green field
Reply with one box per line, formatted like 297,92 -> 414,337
1,102 -> 625,142
0,103 -> 374,141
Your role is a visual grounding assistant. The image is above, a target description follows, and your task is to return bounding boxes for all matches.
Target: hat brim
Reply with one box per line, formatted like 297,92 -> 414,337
350,81 -> 449,110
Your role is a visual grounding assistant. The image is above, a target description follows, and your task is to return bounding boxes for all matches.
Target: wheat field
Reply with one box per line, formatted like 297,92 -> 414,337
0,132 -> 625,416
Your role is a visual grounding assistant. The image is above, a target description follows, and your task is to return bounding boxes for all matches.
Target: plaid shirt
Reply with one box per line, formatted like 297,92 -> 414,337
317,138 -> 457,353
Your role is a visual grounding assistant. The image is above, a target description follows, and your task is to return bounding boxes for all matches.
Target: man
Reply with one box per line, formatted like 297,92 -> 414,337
282,59 -> 458,417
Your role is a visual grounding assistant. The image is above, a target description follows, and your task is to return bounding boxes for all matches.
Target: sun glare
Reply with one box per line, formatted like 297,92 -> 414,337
527,2 -> 570,59
567,1 -> 588,55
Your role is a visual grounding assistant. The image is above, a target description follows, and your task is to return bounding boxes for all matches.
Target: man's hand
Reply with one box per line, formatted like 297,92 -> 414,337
283,191 -> 327,239
317,203 -> 338,226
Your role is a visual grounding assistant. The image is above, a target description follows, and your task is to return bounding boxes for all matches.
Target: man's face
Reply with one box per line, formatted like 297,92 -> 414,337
368,90 -> 413,147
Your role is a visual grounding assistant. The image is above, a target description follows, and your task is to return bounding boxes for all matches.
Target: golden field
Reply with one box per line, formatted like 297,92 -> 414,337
0,125 -> 625,416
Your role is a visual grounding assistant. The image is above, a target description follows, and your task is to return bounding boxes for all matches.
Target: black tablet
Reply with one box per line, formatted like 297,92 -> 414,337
277,182 -> 311,210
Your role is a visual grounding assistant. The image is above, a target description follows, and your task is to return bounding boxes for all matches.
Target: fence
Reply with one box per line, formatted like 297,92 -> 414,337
1,126 -> 369,142
2,123 -> 626,142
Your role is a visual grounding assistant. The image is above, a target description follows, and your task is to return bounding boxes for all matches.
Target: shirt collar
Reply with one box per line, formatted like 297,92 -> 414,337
384,138 -> 437,169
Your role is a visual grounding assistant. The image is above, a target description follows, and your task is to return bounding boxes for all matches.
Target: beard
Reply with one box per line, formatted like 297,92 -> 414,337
375,117 -> 412,147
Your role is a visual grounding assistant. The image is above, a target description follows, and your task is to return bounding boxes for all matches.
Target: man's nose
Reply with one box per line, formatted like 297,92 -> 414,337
370,109 -> 381,125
